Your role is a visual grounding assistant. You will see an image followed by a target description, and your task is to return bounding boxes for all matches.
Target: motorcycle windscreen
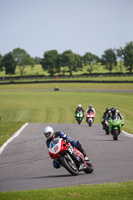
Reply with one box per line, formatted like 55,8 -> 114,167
49,138 -> 61,154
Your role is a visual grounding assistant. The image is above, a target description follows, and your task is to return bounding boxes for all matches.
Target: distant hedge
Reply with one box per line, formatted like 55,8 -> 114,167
1,72 -> 133,81
0,80 -> 133,85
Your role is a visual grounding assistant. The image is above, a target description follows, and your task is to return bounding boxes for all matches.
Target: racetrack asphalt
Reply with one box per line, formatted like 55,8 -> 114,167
0,123 -> 133,191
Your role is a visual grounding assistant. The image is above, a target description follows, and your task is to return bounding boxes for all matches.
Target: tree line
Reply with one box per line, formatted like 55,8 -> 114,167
0,41 -> 133,77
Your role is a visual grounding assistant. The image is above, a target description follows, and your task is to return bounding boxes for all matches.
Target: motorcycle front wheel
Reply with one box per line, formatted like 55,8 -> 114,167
61,154 -> 79,176
88,121 -> 92,126
78,120 -> 81,124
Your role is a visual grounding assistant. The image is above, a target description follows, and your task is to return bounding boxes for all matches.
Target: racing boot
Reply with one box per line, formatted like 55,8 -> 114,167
77,141 -> 90,161
82,149 -> 90,162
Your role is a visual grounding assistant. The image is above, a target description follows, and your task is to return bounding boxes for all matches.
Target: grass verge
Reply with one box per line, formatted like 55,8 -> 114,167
0,122 -> 24,146
0,82 -> 133,90
0,181 -> 133,200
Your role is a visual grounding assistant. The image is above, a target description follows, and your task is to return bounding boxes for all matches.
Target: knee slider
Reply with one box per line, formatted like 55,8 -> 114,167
53,160 -> 60,169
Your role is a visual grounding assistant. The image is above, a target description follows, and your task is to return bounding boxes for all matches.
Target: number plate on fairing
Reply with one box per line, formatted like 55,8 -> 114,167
67,146 -> 74,154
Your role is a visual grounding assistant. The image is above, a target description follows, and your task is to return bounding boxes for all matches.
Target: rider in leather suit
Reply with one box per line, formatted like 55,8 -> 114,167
75,104 -> 84,117
107,107 -> 124,126
43,126 -> 89,169
101,107 -> 110,129
85,105 -> 96,122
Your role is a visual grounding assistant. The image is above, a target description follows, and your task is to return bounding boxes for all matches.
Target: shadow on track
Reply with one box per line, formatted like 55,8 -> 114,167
23,173 -> 85,180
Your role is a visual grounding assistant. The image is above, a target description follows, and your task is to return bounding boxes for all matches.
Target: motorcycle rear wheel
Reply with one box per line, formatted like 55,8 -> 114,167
106,127 -> 110,135
113,129 -> 119,140
61,154 -> 79,176
113,135 -> 118,140
83,161 -> 94,174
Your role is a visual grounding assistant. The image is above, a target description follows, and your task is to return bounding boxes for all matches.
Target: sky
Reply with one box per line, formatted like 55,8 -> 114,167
0,0 -> 133,58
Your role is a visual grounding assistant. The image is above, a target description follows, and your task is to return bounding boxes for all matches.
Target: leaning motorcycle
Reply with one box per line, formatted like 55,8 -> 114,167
86,111 -> 95,126
49,138 -> 94,176
109,116 -> 122,140
75,111 -> 84,124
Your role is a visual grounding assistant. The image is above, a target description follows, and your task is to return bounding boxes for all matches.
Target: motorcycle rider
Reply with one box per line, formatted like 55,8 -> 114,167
75,104 -> 84,117
85,105 -> 96,122
101,107 -> 110,129
107,107 -> 124,126
43,126 -> 89,169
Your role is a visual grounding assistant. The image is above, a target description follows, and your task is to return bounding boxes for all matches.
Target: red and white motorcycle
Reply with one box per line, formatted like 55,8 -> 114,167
49,138 -> 94,176
86,111 -> 95,126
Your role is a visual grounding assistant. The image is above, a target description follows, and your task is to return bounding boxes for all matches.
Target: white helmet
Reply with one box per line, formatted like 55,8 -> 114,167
78,104 -> 82,108
43,126 -> 54,140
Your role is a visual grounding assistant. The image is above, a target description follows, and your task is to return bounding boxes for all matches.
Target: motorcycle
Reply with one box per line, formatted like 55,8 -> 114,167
86,111 -> 95,126
103,119 -> 110,135
75,111 -> 84,124
49,138 -> 94,176
109,116 -> 122,140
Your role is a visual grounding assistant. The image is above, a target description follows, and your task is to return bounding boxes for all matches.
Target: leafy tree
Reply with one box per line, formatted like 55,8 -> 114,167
0,54 -> 3,71
82,52 -> 99,74
123,41 -> 133,73
41,50 -> 59,76
2,53 -> 17,75
100,49 -> 117,72
61,50 -> 81,75
34,56 -> 41,64
12,48 -> 35,76
73,54 -> 82,72
116,47 -> 124,72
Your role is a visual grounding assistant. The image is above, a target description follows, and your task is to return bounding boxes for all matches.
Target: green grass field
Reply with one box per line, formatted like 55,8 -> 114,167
0,90 -> 133,125
0,181 -> 133,200
0,82 -> 133,90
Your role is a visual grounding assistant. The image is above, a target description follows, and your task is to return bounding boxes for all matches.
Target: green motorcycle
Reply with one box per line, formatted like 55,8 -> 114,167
109,116 -> 122,140
75,111 -> 84,124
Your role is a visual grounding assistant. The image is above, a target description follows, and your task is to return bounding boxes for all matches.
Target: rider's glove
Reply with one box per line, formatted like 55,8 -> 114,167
65,138 -> 72,144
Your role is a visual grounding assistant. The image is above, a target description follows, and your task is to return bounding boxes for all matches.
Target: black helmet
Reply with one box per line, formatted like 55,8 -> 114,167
106,107 -> 110,112
111,107 -> 116,114
89,105 -> 92,109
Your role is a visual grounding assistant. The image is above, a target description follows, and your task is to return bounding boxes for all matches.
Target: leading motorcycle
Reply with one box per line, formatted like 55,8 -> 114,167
49,138 -> 94,176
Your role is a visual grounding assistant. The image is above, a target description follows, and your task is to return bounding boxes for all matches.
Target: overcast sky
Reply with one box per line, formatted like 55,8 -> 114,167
0,0 -> 133,58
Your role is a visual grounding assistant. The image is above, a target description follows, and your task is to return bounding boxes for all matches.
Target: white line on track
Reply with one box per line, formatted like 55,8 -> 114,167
122,130 -> 133,138
0,122 -> 29,154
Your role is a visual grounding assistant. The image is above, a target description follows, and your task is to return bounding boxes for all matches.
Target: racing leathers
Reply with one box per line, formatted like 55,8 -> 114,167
107,110 -> 124,126
75,107 -> 84,117
85,107 -> 96,122
101,108 -> 110,129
